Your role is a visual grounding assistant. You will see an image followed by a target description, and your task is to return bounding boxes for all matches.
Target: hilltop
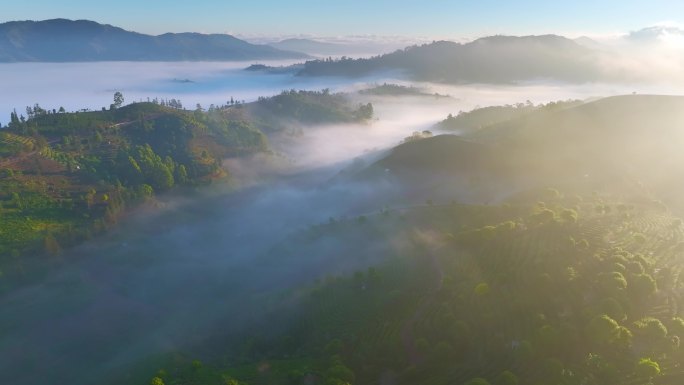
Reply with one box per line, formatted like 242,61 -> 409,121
0,90 -> 372,279
297,35 -> 604,83
358,95 -> 684,208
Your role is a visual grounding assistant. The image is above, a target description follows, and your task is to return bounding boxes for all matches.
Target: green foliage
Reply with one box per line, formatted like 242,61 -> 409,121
149,194 -> 684,385
598,271 -> 628,292
113,91 -> 124,109
360,83 -> 449,98
629,273 -> 657,298
633,318 -> 667,340
255,89 -> 372,127
635,358 -> 660,378
0,94 -> 359,269
130,144 -> 175,191
587,315 -> 620,344
614,326 -> 633,348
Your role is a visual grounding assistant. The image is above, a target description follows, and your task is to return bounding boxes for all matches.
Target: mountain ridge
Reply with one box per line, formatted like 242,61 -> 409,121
297,34 -> 604,83
0,18 -> 309,62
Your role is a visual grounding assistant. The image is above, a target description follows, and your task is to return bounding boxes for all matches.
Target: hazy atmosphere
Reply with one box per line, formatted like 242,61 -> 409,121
3,3 -> 684,385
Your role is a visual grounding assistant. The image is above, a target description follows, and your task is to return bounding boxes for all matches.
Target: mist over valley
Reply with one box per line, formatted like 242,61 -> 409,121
4,8 -> 684,385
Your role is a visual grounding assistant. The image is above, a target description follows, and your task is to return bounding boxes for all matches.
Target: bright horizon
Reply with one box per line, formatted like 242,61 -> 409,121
2,0 -> 683,40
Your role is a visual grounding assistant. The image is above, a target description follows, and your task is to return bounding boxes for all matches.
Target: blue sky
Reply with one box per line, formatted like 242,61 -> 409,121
2,0 -> 682,38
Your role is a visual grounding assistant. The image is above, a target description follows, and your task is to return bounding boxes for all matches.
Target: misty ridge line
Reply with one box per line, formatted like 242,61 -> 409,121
3,18 -> 684,86
0,18 -> 309,62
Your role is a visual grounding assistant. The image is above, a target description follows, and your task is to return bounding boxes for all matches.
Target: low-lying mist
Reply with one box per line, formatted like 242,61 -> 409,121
0,92 -> 456,385
4,58 -> 684,128
5,62 -> 684,385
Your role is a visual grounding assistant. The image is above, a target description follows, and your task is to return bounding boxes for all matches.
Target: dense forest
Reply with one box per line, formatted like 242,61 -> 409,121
132,95 -> 684,385
0,90 -> 372,282
358,83 -> 450,98
150,192 -> 684,385
5,91 -> 684,385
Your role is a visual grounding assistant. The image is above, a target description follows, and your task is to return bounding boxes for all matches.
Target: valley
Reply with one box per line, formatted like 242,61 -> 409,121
3,10 -> 684,385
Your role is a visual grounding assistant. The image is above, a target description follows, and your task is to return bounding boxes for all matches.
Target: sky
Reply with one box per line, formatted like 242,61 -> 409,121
2,0 -> 683,39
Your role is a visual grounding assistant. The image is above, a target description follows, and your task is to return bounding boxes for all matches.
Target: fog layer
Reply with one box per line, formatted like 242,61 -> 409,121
4,63 -> 684,385
3,60 -> 684,127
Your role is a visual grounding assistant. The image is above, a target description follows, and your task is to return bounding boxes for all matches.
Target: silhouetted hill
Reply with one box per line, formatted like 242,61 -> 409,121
0,19 -> 309,62
298,35 -> 604,83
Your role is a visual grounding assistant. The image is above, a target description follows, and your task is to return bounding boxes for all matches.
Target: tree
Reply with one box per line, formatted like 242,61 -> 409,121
357,102 -> 374,120
175,164 -> 188,184
598,271 -> 627,293
587,314 -> 620,344
113,92 -> 124,109
635,358 -> 660,379
633,317 -> 667,340
630,273 -> 657,298
150,377 -> 165,385
614,326 -> 633,348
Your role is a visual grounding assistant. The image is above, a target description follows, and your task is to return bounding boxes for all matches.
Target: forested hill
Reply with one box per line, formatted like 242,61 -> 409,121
0,19 -> 308,62
360,95 -> 684,209
0,90 -> 372,278
145,94 -> 684,385
297,35 -> 604,83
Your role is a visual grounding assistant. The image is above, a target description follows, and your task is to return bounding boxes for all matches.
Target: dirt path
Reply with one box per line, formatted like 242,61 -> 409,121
108,112 -> 163,129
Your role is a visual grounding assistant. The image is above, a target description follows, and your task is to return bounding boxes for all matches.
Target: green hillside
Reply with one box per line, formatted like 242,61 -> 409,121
361,95 -> 684,208
150,191 -> 684,385
0,91 -> 371,280
134,94 -> 684,385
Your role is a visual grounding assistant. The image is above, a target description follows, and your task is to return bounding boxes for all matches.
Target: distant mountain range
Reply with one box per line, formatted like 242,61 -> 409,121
268,38 -> 351,56
267,38 -> 408,56
298,35 -> 606,83
0,19 -> 309,62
